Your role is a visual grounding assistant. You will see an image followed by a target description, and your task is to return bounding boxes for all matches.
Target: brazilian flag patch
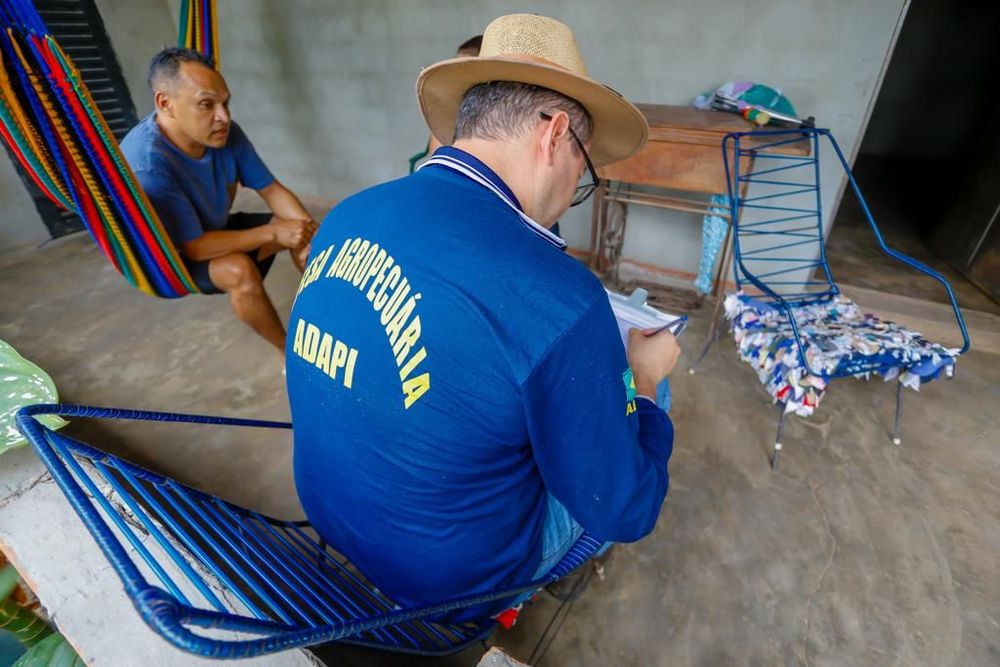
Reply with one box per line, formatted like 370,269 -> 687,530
623,368 -> 638,415
623,368 -> 637,401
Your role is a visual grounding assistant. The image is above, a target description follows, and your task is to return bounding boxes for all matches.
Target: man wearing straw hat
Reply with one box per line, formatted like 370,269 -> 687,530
288,14 -> 680,619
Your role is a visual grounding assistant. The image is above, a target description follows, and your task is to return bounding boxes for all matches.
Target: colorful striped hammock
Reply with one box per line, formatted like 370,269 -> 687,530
179,0 -> 219,69
0,0 -> 218,298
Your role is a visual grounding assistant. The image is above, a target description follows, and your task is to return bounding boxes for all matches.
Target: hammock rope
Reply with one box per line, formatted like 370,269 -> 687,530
0,0 -> 219,298
179,0 -> 219,68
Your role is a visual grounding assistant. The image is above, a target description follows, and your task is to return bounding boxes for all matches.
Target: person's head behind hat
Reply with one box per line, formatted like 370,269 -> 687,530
416,13 -> 647,168
456,34 -> 482,58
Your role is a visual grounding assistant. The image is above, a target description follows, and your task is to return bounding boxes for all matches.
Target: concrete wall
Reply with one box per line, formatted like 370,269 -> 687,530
0,157 -> 48,251
95,0 -> 178,118
210,0 -> 908,279
1,0 -> 906,273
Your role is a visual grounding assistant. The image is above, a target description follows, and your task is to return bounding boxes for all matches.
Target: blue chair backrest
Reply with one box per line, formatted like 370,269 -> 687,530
723,128 -> 838,309
722,127 -> 971,374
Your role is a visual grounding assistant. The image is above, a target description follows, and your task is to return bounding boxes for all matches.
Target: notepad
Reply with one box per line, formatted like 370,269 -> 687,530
606,288 -> 686,348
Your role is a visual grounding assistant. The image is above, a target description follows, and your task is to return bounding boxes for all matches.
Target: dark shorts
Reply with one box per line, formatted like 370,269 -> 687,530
185,212 -> 276,294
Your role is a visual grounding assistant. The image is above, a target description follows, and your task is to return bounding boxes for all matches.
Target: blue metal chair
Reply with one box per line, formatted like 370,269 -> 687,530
702,128 -> 969,469
408,142 -> 430,174
15,404 -> 602,659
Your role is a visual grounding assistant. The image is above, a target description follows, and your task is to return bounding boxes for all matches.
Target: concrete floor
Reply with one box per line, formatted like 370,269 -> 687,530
1,228 -> 997,666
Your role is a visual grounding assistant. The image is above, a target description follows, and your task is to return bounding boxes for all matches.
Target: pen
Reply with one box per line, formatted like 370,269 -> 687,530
644,315 -> 688,337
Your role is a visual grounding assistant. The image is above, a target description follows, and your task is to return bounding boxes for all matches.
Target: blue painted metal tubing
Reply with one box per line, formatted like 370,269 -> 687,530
820,128 -> 970,355
15,403 -> 603,659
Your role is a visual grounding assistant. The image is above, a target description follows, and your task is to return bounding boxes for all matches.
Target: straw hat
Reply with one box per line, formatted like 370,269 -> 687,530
416,14 -> 648,167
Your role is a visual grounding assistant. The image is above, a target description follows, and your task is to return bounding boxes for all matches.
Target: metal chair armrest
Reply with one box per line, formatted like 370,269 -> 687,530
820,129 -> 970,355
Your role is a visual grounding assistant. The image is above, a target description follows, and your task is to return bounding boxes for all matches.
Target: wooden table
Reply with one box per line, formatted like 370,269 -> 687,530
589,103 -> 810,338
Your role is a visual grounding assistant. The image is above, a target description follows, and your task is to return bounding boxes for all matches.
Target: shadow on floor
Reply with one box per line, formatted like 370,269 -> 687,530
308,642 -> 485,667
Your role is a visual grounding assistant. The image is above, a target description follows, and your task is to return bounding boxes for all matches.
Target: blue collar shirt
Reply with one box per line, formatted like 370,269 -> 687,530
287,147 -> 673,619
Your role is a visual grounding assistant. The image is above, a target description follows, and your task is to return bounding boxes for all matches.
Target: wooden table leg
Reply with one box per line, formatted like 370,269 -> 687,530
589,180 -> 608,270
708,225 -> 734,336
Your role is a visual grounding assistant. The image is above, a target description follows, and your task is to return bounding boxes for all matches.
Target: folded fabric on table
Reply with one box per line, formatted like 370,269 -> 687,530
723,291 -> 960,416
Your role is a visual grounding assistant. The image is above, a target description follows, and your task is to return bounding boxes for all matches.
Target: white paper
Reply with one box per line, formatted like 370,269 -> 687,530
606,288 -> 683,348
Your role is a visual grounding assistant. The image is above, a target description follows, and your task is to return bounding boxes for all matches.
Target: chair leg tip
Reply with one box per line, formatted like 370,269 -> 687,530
771,443 -> 782,470
892,437 -> 901,446
688,368 -> 696,375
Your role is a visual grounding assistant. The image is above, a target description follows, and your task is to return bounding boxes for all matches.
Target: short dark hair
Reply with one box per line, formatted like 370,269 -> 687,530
146,47 -> 214,89
456,35 -> 483,55
454,81 -> 593,145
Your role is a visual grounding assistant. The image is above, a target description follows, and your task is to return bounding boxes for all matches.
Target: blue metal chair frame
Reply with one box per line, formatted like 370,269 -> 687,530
16,404 -> 602,659
722,128 -> 969,373
709,128 -> 970,468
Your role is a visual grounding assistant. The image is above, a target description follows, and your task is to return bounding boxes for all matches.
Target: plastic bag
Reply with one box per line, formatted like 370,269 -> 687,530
1,340 -> 67,454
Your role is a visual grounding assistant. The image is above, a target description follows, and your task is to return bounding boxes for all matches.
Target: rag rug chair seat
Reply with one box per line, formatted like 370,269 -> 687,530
724,292 -> 960,417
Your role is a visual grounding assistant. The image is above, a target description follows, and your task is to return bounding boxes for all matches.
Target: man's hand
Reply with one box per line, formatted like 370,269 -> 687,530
269,217 -> 317,249
291,242 -> 312,272
627,328 -> 681,398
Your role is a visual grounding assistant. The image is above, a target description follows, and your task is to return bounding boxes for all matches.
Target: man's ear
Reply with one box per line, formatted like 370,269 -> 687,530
538,111 -> 570,165
153,89 -> 173,117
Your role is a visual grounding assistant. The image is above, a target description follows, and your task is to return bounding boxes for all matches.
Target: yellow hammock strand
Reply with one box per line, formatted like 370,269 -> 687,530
210,0 -> 220,69
0,29 -> 71,205
0,88 -> 71,207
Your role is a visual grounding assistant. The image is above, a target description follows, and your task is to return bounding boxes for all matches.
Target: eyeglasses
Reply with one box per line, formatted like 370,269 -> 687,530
539,111 -> 599,207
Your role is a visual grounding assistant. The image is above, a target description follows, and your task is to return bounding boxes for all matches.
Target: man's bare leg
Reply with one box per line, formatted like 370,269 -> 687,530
208,253 -> 286,353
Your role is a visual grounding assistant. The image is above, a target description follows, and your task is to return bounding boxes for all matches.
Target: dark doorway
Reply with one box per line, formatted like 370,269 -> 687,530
827,0 -> 1000,314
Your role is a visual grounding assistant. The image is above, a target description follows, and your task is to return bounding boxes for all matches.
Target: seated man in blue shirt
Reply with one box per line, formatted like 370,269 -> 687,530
121,47 -> 317,354
287,14 -> 680,619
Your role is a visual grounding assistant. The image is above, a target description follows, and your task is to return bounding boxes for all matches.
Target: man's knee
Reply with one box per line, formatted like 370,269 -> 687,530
208,253 -> 263,294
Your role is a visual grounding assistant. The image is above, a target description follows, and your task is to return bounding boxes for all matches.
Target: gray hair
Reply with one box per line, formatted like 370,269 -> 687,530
454,82 -> 593,145
147,46 -> 215,91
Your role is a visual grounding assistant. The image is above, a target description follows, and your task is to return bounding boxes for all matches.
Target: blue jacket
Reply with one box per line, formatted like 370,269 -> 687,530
287,147 -> 672,617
